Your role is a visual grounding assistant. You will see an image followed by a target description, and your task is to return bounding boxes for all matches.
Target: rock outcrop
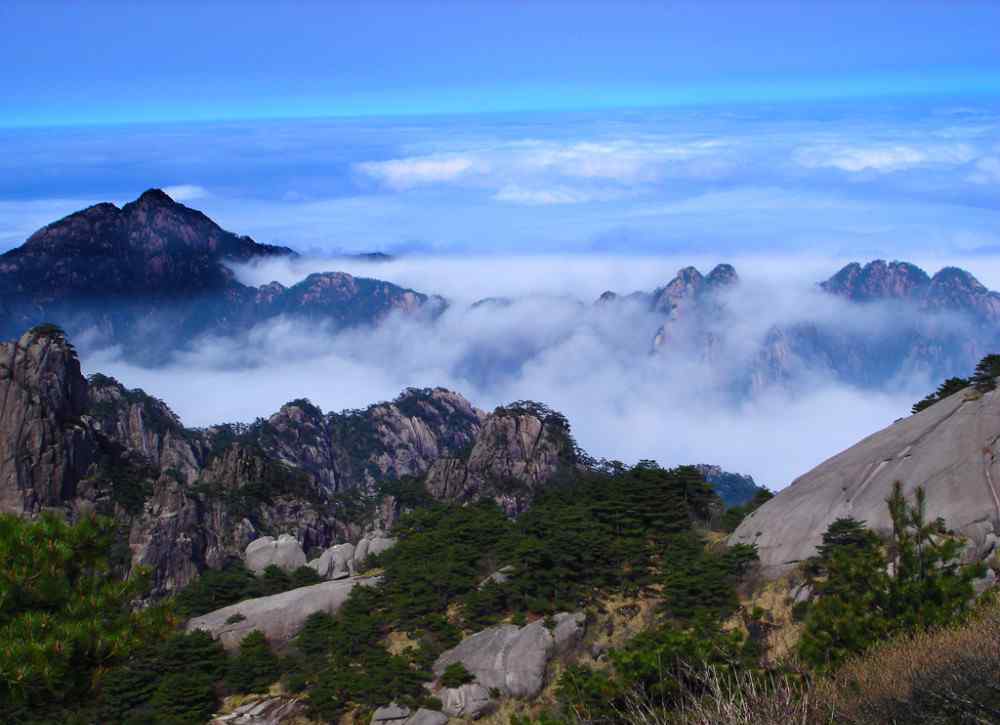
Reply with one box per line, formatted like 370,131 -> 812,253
433,612 -> 585,702
424,402 -> 579,515
0,327 -> 98,514
244,535 -> 308,574
186,576 -> 379,650
371,705 -> 448,725
731,384 -> 1000,576
0,328 -> 580,597
211,696 -> 308,725
308,532 -> 397,578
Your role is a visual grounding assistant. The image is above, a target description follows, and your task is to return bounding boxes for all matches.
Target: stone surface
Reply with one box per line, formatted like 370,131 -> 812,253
211,696 -> 308,724
439,683 -> 495,719
731,385 -> 1000,575
245,535 -> 307,574
433,612 -> 585,699
371,703 -> 411,723
187,575 -> 380,650
403,709 -> 448,725
974,568 -> 998,597
0,327 -> 578,598
0,328 -> 98,514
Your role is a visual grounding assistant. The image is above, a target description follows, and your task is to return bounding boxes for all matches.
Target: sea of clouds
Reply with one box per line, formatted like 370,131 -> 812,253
78,253 -> 969,491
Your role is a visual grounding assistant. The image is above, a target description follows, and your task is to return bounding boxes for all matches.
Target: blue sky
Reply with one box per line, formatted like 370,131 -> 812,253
2,2 -> 1000,127
2,3 -> 1000,260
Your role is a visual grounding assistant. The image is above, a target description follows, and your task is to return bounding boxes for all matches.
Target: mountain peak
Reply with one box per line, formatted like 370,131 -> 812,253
821,259 -> 931,301
135,188 -> 177,206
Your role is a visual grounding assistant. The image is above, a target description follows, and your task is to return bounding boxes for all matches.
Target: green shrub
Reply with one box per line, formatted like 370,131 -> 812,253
440,662 -> 475,688
799,483 -> 984,671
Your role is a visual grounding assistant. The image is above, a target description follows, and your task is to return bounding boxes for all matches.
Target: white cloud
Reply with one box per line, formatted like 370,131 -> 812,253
355,156 -> 477,189
162,184 -> 209,202
89,254 -> 997,489
795,143 -> 974,173
493,185 -> 620,205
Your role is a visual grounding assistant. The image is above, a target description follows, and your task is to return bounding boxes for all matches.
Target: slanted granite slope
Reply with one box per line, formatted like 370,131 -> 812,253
731,385 -> 1000,575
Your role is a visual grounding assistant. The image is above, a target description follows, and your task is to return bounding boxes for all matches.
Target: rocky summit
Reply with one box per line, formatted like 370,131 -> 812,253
0,190 -> 438,362
0,326 -> 582,596
730,382 -> 1000,576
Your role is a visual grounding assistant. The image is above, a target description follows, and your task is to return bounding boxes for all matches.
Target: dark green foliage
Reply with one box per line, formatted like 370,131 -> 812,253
972,354 -> 1000,392
225,630 -> 280,694
806,516 -> 881,577
174,561 -> 321,618
799,483 -> 985,671
912,376 -> 970,414
149,671 -> 218,724
0,513 -> 172,721
440,662 -> 475,688
378,501 -> 514,628
720,488 -> 774,532
660,534 -> 758,621
100,630 -> 226,724
293,588 -> 433,721
912,353 -> 1000,414
557,621 -> 752,722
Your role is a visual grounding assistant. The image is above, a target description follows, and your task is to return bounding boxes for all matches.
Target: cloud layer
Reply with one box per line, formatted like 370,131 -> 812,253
78,253 -> 968,491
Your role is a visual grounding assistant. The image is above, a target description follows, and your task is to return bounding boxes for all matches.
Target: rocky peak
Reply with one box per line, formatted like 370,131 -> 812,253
705,263 -> 739,289
0,326 -> 97,513
820,259 -> 931,301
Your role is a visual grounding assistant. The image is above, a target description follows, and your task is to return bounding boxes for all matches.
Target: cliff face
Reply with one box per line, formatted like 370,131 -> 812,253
0,329 -> 580,596
0,327 -> 98,514
730,383 -> 1000,576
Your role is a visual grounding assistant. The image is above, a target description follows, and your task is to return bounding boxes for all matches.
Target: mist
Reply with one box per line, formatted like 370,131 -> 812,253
75,253 -> 959,491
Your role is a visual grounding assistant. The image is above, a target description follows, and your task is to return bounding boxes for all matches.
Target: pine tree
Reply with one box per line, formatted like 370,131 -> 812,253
971,354 -> 1000,392
225,630 -> 280,694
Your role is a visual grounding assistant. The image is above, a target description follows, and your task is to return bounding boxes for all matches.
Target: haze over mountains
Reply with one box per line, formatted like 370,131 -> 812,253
7,189 -> 1000,487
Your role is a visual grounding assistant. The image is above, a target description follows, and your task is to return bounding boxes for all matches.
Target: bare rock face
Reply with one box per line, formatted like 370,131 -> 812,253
425,403 -> 579,515
186,575 -> 380,650
433,612 -> 585,699
0,326 -> 580,598
731,385 -> 1000,576
0,327 -> 98,514
211,696 -> 307,725
439,683 -> 495,719
245,535 -> 307,574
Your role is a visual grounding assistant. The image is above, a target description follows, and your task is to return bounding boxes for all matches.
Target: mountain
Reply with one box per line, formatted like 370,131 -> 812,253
0,326 -> 581,595
694,464 -> 767,507
730,380 -> 1000,576
621,259 -> 1000,391
0,190 -> 438,362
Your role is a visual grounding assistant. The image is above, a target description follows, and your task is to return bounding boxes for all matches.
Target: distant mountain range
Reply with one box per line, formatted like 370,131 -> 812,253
3,189 -> 998,387
0,190 -> 436,362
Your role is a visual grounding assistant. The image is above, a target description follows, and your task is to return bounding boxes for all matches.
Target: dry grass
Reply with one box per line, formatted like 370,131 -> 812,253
615,667 -> 831,725
814,597 -> 1000,724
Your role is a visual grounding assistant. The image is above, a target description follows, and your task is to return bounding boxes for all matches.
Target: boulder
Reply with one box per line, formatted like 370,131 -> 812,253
478,565 -> 514,589
439,683 -> 495,719
371,703 -> 411,723
187,575 -> 379,650
974,568 -> 998,597
244,535 -> 307,574
433,612 -> 585,699
354,533 -> 397,568
404,710 -> 448,725
308,542 -> 356,579
731,386 -> 1000,576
